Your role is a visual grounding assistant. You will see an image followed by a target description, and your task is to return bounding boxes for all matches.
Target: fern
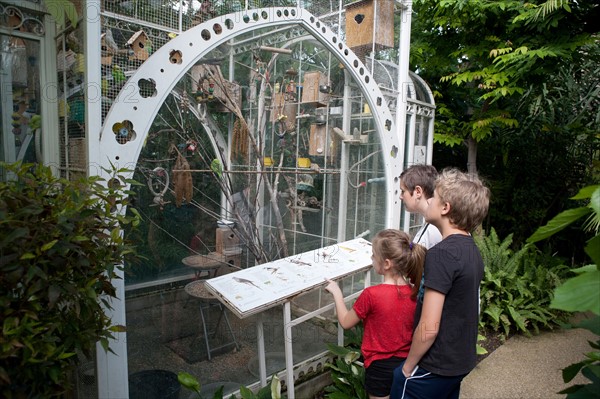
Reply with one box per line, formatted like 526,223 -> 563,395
477,228 -> 570,339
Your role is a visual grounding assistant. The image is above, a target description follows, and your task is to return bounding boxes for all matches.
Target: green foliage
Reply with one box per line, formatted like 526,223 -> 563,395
341,323 -> 363,351
411,0 -> 598,171
324,344 -> 366,399
527,184 -> 600,398
45,0 -> 79,28
0,162 -> 140,398
528,185 -> 600,314
178,371 -> 283,399
476,334 -> 488,355
476,228 -> 570,339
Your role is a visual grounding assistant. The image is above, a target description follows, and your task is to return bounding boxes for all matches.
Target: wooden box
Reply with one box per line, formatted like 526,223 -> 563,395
345,0 -> 395,51
301,71 -> 329,106
126,30 -> 150,62
309,124 -> 327,156
270,93 -> 297,132
216,227 -> 240,254
270,93 -> 286,122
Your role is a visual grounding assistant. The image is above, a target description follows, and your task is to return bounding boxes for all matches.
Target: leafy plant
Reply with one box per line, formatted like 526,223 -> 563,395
323,343 -> 366,399
527,184 -> 600,398
476,228 -> 570,339
0,162 -> 140,398
476,333 -> 488,356
178,371 -> 283,399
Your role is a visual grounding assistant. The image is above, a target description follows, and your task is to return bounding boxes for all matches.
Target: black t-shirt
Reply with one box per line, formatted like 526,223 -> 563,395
413,234 -> 484,376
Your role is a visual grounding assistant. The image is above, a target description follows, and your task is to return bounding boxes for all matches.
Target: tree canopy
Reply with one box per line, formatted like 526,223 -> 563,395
410,0 -> 599,247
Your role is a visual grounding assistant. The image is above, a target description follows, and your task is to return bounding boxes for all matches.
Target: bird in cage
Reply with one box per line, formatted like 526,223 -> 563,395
102,29 -> 119,55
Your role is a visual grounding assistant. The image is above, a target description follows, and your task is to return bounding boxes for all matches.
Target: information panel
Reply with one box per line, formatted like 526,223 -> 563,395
205,238 -> 373,318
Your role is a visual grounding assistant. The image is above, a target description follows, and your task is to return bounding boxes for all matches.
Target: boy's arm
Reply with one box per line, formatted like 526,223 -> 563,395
325,280 -> 361,329
401,288 -> 445,376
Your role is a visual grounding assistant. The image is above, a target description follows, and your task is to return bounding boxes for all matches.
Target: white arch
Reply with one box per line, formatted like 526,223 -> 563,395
99,6 -> 402,227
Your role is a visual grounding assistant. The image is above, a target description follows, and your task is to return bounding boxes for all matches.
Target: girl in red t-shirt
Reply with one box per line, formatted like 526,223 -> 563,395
325,229 -> 426,399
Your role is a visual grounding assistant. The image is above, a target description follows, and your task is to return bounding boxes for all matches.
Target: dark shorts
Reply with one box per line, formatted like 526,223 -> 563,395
365,357 -> 406,397
390,361 -> 467,399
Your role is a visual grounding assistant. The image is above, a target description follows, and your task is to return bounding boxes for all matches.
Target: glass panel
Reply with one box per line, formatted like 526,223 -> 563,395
0,34 -> 41,175
56,21 -> 87,181
121,25 -> 387,393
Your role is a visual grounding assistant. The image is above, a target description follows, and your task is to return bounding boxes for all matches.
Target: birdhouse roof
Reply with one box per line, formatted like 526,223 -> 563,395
126,30 -> 148,46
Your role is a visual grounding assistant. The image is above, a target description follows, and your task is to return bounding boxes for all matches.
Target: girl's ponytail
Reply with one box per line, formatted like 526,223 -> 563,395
405,243 -> 426,299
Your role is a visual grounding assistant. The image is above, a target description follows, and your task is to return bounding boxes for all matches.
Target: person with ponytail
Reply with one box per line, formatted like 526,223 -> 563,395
325,229 -> 426,399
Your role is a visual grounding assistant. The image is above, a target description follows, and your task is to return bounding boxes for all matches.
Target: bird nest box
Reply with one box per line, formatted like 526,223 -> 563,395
126,30 -> 150,61
345,0 -> 394,53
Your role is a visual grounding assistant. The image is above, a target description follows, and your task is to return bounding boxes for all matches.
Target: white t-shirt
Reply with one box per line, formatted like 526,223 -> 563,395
415,222 -> 442,303
414,222 -> 442,249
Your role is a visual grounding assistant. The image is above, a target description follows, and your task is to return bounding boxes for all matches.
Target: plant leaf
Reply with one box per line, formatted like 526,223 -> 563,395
527,207 -> 591,243
563,361 -> 587,383
177,372 -> 201,393
550,270 -> 600,314
585,236 -> 600,268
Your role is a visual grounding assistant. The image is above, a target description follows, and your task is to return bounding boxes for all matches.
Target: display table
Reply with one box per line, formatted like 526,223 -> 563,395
205,237 -> 373,398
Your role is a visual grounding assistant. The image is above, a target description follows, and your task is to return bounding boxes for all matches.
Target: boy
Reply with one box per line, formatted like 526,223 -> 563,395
391,168 -> 490,399
399,165 -> 442,250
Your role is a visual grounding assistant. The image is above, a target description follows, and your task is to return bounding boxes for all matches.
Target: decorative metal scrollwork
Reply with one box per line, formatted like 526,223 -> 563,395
0,4 -> 45,36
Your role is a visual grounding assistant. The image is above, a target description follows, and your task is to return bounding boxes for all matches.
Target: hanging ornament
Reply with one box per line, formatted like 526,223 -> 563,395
186,139 -> 197,152
208,82 -> 215,100
171,145 -> 193,207
180,90 -> 190,113
147,167 -> 170,210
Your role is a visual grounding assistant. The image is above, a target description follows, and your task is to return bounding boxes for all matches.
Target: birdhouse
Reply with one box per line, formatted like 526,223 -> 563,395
270,92 -> 286,122
126,30 -> 150,61
309,124 -> 327,156
345,0 -> 394,53
301,71 -> 329,107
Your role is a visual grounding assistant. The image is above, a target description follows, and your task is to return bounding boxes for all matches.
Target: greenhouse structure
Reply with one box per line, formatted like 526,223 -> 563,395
0,0 -> 436,397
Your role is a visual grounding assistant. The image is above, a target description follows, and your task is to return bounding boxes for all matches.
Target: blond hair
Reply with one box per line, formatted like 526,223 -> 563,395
435,168 -> 490,231
372,229 -> 426,298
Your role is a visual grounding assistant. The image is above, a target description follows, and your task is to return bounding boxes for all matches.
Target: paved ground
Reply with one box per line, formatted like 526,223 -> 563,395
461,325 -> 598,398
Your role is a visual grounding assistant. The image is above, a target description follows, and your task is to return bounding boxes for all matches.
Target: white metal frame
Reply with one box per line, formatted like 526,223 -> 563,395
95,6 -> 407,397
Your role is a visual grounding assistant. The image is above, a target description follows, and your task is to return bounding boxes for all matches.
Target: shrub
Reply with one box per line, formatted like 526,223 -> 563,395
324,343 -> 366,399
476,228 -> 570,339
0,162 -> 140,398
527,184 -> 600,398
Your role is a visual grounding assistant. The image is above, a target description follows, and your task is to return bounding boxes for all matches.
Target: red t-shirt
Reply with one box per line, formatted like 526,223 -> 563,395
353,284 -> 416,368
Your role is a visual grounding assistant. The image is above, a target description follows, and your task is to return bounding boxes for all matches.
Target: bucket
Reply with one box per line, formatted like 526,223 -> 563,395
129,370 -> 180,399
297,158 -> 311,168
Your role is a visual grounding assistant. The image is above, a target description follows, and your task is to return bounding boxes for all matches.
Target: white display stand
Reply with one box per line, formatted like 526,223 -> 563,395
205,237 -> 373,398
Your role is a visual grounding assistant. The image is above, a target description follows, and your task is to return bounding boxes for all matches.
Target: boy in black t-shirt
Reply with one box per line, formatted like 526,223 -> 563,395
390,168 -> 490,399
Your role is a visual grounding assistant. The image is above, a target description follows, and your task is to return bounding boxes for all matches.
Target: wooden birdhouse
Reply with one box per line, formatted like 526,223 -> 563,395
301,71 -> 329,107
127,30 -> 150,61
309,124 -> 327,156
270,94 -> 297,134
270,92 -> 286,122
345,0 -> 394,53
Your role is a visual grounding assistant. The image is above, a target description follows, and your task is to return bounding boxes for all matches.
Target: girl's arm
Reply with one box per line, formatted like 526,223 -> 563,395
325,279 -> 361,329
401,288 -> 445,376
